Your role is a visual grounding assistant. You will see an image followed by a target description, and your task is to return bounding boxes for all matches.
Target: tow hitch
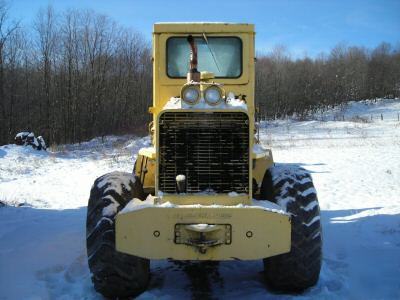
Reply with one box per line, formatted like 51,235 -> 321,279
174,223 -> 232,254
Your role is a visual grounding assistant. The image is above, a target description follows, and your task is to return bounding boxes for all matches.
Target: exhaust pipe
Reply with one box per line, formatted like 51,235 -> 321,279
187,35 -> 200,82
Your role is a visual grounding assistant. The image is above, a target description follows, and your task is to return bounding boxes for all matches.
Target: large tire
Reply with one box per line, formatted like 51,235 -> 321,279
86,171 -> 150,298
261,165 -> 322,292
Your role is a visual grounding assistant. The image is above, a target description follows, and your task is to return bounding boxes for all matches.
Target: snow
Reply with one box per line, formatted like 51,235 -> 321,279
175,174 -> 186,181
119,196 -> 157,214
37,136 -> 47,149
164,96 -> 247,110
302,187 -> 317,197
102,200 -> 119,217
119,195 -> 286,215
303,215 -> 321,227
1,99 -> 400,299
0,135 -> 149,209
95,216 -> 113,228
159,188 -> 220,196
320,98 -> 400,121
97,171 -> 135,194
251,198 -> 287,213
252,143 -> 266,154
15,131 -> 30,138
303,200 -> 319,212
139,146 -> 155,154
186,224 -> 218,232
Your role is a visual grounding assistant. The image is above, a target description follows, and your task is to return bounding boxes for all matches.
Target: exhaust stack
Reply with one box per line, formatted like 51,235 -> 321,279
187,35 -> 200,82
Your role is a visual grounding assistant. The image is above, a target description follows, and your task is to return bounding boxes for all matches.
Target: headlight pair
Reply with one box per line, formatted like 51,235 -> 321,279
181,85 -> 200,105
181,84 -> 224,106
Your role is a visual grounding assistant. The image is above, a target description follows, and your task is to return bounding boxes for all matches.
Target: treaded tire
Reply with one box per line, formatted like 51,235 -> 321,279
261,164 -> 322,292
86,171 -> 150,299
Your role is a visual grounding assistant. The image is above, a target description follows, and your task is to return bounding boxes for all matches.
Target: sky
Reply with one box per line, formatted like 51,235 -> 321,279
8,0 -> 400,58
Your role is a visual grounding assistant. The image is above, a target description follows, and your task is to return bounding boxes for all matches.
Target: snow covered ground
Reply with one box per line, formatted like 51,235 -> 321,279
1,99 -> 399,299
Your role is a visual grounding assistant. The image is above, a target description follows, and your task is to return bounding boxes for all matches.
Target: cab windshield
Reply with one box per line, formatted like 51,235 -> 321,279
167,36 -> 242,78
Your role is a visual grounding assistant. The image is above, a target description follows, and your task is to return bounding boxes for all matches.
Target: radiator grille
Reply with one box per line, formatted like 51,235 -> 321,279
158,112 -> 249,194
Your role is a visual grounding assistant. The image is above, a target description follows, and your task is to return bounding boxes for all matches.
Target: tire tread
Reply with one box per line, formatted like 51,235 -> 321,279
86,171 -> 149,298
262,165 -> 322,292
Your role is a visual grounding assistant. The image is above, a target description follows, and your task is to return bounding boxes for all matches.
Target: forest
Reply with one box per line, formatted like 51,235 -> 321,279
1,3 -> 399,145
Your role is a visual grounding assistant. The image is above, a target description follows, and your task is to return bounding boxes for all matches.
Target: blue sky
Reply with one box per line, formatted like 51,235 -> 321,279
8,0 -> 400,57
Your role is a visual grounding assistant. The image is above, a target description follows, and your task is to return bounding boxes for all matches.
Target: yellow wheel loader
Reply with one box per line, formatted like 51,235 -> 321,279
86,23 -> 322,298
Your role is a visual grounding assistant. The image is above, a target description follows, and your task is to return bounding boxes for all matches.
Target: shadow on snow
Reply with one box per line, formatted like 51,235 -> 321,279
0,205 -> 399,299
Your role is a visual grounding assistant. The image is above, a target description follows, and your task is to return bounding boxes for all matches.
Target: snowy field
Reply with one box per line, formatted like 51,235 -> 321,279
1,99 -> 399,299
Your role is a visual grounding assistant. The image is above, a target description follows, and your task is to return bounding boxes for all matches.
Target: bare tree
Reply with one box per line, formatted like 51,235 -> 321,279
0,0 -> 19,142
0,3 -> 398,146
34,5 -> 58,143
256,42 -> 399,119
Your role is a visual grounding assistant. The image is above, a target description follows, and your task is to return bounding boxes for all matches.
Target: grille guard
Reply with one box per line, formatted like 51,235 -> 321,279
157,110 -> 250,195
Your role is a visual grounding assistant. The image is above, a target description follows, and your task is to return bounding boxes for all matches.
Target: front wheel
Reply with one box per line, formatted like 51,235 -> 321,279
86,171 -> 150,298
261,165 -> 322,292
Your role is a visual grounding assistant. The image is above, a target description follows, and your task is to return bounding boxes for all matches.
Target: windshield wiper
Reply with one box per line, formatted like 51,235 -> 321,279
203,33 -> 221,73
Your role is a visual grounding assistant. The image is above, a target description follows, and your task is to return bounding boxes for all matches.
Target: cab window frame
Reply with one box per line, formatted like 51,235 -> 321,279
166,35 -> 243,79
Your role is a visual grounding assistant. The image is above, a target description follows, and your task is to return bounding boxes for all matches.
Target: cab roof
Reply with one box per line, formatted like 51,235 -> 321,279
153,22 -> 254,34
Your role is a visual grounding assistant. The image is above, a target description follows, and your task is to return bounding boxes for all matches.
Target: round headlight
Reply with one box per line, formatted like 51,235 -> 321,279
204,86 -> 223,106
181,85 -> 200,105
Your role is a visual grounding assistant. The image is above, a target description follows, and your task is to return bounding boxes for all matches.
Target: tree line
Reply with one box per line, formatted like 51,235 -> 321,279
0,3 -> 151,146
1,2 -> 399,146
255,44 -> 400,119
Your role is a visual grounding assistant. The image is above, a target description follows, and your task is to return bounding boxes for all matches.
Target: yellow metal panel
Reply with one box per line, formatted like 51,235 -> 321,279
252,155 -> 274,190
159,194 -> 248,206
134,154 -> 155,193
154,23 -> 255,34
152,23 -> 255,119
116,205 -> 291,260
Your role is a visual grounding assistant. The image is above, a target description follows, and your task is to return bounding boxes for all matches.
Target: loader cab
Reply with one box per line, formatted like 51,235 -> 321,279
152,23 -> 256,112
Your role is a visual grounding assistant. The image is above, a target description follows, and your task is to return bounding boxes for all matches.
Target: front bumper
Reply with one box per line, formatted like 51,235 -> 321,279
116,200 -> 291,260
